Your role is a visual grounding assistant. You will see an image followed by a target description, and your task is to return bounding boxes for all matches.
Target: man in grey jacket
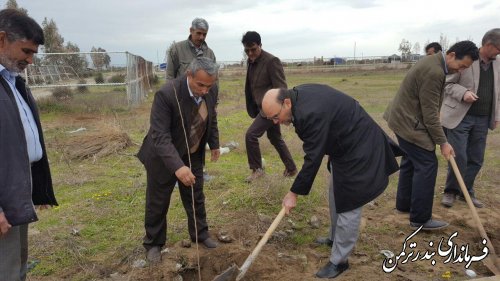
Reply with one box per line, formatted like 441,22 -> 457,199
0,9 -> 57,281
166,18 -> 216,80
440,29 -> 500,208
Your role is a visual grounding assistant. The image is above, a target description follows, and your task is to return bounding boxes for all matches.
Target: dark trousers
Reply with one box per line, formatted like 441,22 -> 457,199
143,152 -> 208,249
444,115 -> 489,197
395,135 -> 438,224
0,224 -> 28,281
245,114 -> 296,171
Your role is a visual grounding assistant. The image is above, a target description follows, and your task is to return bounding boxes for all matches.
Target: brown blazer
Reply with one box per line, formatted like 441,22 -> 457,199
441,59 -> 500,130
245,50 -> 287,118
384,53 -> 447,151
137,75 -> 219,184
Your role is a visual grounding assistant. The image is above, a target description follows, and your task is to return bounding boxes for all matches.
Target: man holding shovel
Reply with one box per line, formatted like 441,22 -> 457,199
261,85 -> 401,279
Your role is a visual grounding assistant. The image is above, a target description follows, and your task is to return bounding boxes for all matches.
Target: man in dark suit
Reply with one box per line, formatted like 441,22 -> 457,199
0,9 -> 58,281
384,41 -> 479,230
242,31 -> 297,182
262,85 -> 401,279
137,57 -> 220,262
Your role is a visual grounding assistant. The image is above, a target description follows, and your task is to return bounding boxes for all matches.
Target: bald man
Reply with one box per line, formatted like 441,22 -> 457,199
261,85 -> 401,279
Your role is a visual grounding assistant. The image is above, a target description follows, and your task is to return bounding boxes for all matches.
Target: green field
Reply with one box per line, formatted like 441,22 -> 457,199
28,69 -> 500,280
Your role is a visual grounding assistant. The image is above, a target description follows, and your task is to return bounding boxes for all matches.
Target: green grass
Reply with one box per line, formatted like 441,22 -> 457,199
27,69 -> 499,280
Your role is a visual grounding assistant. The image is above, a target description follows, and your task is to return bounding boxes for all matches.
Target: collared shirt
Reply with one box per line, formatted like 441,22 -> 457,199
186,77 -> 202,105
0,64 -> 43,163
441,52 -> 449,74
479,52 -> 492,71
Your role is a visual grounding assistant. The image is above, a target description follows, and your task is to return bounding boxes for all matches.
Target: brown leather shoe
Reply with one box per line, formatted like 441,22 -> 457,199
283,168 -> 298,177
245,168 -> 264,183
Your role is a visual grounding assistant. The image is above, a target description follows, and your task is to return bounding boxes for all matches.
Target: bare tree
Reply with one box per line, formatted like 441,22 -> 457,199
398,39 -> 412,61
413,42 -> 421,55
439,33 -> 449,51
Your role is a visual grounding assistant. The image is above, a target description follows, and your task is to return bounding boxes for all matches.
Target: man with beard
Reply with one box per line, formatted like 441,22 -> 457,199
440,29 -> 500,208
0,9 -> 57,281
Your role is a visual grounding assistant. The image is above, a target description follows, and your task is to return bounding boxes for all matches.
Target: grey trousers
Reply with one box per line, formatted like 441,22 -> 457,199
0,224 -> 28,281
327,176 -> 363,265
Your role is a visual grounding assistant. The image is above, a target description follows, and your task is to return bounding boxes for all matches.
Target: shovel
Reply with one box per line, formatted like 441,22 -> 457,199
212,207 -> 286,281
449,156 -> 500,275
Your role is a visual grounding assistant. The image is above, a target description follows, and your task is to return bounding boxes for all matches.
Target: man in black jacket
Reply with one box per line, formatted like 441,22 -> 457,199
262,85 -> 400,279
0,9 -> 57,281
137,57 -> 220,262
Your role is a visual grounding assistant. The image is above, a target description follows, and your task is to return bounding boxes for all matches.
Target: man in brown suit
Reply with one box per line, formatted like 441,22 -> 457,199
137,57 -> 220,263
242,31 -> 297,182
384,41 -> 479,230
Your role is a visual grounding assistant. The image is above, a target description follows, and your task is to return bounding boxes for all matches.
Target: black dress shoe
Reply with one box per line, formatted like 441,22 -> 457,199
315,237 -> 333,247
316,261 -> 349,279
200,237 -> 218,249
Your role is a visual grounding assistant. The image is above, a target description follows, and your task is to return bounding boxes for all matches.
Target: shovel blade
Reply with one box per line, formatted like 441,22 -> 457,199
212,264 -> 240,281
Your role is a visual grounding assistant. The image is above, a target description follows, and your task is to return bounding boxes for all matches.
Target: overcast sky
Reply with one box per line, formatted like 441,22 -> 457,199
13,0 -> 499,64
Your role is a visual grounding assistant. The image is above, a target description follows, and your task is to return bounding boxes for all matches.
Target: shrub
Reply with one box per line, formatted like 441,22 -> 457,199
77,79 -> 89,94
149,74 -> 159,85
108,74 -> 126,83
52,87 -> 73,101
95,72 -> 104,84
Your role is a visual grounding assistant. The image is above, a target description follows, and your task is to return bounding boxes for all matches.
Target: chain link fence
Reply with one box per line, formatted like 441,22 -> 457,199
24,51 -> 154,107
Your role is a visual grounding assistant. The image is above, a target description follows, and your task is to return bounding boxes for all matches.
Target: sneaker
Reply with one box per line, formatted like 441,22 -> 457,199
410,219 -> 449,230
458,196 -> 484,208
441,193 -> 456,208
245,168 -> 264,183
146,246 -> 161,263
283,168 -> 298,177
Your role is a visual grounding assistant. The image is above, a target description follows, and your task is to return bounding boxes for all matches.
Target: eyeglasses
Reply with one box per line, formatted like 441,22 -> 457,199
262,103 -> 284,120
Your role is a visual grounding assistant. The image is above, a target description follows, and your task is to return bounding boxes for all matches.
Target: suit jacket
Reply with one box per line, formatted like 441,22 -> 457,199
289,84 -> 400,213
441,59 -> 500,130
0,76 -> 57,226
384,53 -> 447,151
245,50 -> 287,118
137,75 -> 219,184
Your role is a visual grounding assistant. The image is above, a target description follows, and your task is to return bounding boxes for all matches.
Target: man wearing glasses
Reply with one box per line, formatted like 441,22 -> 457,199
261,85 -> 401,279
440,29 -> 500,209
242,31 -> 297,182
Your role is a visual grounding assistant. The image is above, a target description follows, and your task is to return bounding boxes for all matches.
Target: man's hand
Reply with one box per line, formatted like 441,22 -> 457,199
210,149 -> 220,162
495,121 -> 499,129
36,205 -> 50,210
175,166 -> 196,187
282,191 -> 298,215
440,142 -> 455,160
463,91 -> 478,103
0,212 -> 12,237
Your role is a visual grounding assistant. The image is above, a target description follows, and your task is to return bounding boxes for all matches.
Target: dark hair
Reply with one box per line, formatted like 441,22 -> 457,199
0,9 -> 44,44
241,31 -> 261,46
277,88 -> 291,103
425,42 -> 442,53
446,40 -> 479,60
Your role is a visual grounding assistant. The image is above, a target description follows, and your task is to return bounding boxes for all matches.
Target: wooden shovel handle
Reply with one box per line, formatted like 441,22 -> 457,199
449,156 -> 499,274
236,207 -> 287,281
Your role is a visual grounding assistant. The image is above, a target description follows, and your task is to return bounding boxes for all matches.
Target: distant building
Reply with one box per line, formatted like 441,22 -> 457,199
387,54 -> 401,63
